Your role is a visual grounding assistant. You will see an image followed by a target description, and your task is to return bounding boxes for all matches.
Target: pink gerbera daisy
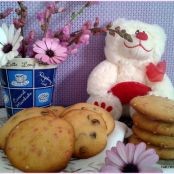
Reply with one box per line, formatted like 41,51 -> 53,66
100,141 -> 162,173
33,38 -> 67,65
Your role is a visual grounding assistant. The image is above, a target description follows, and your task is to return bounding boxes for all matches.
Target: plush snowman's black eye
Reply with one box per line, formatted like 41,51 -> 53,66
135,30 -> 139,34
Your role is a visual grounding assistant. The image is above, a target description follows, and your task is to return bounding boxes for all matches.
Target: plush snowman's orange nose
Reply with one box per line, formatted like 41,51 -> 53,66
136,31 -> 148,41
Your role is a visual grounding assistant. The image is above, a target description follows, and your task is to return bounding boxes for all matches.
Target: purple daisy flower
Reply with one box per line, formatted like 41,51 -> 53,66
100,141 -> 162,173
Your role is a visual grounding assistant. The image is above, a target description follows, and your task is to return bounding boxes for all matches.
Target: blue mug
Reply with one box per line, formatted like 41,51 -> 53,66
0,58 -> 57,117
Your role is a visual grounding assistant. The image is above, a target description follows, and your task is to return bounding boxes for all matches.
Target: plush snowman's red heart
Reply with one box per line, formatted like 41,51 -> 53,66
146,61 -> 166,82
109,82 -> 151,104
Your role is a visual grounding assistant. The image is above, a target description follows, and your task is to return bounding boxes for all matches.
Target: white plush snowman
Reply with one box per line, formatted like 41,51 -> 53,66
87,18 -> 174,120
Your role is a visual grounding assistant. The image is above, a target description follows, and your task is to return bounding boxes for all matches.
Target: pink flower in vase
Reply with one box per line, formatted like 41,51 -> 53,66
33,38 -> 67,65
100,141 -> 162,173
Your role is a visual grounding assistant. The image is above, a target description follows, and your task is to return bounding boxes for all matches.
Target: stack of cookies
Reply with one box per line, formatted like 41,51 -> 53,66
0,103 -> 115,172
129,95 -> 174,160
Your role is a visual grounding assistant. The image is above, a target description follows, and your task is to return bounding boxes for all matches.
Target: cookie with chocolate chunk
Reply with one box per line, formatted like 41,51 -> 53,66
47,106 -> 65,117
0,107 -> 56,149
60,102 -> 115,135
5,116 -> 75,172
63,109 -> 107,158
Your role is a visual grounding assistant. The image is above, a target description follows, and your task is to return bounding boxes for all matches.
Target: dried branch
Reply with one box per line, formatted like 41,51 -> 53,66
106,24 -> 133,42
14,1 -> 28,36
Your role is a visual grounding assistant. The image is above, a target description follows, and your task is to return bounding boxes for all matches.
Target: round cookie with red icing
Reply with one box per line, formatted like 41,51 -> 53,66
5,116 -> 75,172
60,102 -> 115,135
0,107 -> 56,149
63,109 -> 107,158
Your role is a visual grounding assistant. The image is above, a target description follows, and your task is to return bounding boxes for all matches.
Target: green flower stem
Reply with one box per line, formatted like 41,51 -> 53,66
70,2 -> 90,23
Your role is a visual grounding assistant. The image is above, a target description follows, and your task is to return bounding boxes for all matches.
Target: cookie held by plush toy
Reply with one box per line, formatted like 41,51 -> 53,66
87,18 -> 174,120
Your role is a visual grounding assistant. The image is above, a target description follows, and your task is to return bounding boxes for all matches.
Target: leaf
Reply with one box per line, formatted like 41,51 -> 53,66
109,31 -> 115,37
71,12 -> 76,19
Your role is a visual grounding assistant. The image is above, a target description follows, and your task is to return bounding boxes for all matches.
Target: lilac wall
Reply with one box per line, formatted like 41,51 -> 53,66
0,1 -> 174,106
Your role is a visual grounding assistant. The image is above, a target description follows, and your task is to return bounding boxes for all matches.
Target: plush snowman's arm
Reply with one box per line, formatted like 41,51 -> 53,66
147,74 -> 174,100
87,60 -> 118,96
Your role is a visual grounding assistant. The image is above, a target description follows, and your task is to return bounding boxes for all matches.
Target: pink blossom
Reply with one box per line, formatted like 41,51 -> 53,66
82,21 -> 92,31
0,8 -> 13,19
13,18 -> 25,29
36,12 -> 45,23
33,38 -> 67,65
62,24 -> 71,38
57,7 -> 65,13
100,141 -> 162,173
60,42 -> 69,47
82,29 -> 91,35
46,2 -> 57,13
68,44 -> 80,55
79,33 -> 90,45
28,30 -> 35,42
46,2 -> 65,14
86,1 -> 99,6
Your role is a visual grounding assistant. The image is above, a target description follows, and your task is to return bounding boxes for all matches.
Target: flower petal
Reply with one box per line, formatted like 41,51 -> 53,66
133,142 -> 146,164
13,35 -> 23,50
106,150 -> 124,167
8,24 -> 15,43
0,27 -> 7,45
45,38 -> 52,49
111,146 -> 117,153
12,28 -> 21,46
40,55 -> 49,62
100,165 -> 121,173
6,51 -> 18,60
34,40 -> 47,51
35,53 -> 45,61
140,166 -> 163,173
0,51 -> 4,58
116,141 -> 128,163
51,41 -> 59,51
105,157 -> 116,166
50,56 -> 61,64
138,154 -> 159,168
8,50 -> 18,59
57,56 -> 66,61
0,54 -> 8,66
12,39 -> 21,51
126,143 -> 136,163
137,148 -> 156,162
33,47 -> 45,54
6,53 -> 12,61
1,23 -> 8,36
55,49 -> 67,58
